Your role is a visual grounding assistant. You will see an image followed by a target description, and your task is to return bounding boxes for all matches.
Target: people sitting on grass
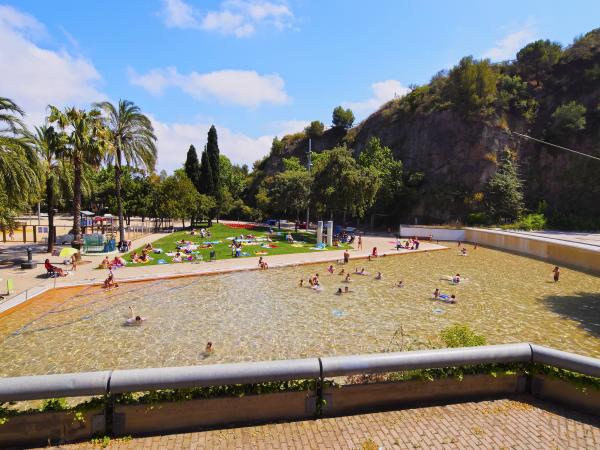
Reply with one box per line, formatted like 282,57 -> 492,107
111,255 -> 127,267
99,256 -> 111,269
286,233 -> 293,243
172,252 -> 182,263
44,259 -> 67,277
144,242 -> 153,251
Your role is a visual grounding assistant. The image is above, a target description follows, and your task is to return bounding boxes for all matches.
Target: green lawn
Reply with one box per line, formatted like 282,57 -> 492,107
123,223 -> 351,267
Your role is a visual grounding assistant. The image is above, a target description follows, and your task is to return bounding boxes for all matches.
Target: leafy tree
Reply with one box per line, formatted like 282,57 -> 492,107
0,97 -> 39,214
445,56 -> 498,116
305,120 -> 325,138
496,74 -> 538,122
332,106 -> 355,129
484,150 -> 524,222
269,169 -> 312,220
95,100 -> 157,247
219,154 -> 247,200
358,137 -> 404,206
311,146 -> 380,222
48,106 -> 108,248
550,101 -> 587,135
199,148 -> 214,195
184,145 -> 201,192
270,137 -> 285,156
516,39 -> 562,85
32,125 -> 69,251
282,156 -> 305,171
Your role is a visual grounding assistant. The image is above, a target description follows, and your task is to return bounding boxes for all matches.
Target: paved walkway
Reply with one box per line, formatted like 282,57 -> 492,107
43,397 -> 600,449
0,233 -> 445,314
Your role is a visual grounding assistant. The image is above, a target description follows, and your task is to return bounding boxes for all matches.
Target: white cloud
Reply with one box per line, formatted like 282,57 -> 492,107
482,23 -> 538,61
129,67 -> 290,107
162,0 -> 201,29
0,5 -> 106,127
344,80 -> 410,118
150,116 -> 275,171
270,119 -> 311,137
160,0 -> 293,37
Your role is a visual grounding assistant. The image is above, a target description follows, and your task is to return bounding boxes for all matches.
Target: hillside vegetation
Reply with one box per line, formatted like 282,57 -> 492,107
250,28 -> 600,230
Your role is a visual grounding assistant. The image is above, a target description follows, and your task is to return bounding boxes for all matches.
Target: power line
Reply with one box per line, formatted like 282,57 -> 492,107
509,131 -> 600,162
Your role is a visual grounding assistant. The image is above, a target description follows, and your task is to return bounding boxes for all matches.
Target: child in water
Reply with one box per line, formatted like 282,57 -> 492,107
299,278 -> 304,287
552,266 -> 560,282
375,271 -> 383,280
344,274 -> 351,283
433,288 -> 440,299
336,288 -> 343,295
396,280 -> 404,288
328,265 -> 335,274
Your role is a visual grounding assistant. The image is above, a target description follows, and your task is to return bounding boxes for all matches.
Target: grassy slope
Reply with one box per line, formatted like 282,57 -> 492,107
123,223 -> 351,267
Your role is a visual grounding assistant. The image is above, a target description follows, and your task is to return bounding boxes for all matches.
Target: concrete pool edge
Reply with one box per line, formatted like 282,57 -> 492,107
0,244 -> 450,318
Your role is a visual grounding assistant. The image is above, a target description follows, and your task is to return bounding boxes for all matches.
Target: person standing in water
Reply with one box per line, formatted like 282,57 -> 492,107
357,235 -> 363,251
552,266 -> 560,282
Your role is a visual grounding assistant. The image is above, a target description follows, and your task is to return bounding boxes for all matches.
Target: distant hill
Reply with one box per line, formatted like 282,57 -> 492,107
253,28 -> 600,229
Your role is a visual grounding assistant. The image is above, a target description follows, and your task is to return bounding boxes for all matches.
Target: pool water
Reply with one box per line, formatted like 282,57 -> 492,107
0,245 -> 599,377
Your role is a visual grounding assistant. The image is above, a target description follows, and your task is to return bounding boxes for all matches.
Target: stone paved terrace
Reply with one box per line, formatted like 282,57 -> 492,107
42,397 -> 600,449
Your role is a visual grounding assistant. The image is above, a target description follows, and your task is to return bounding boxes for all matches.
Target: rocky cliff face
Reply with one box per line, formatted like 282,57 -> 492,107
259,29 -> 600,227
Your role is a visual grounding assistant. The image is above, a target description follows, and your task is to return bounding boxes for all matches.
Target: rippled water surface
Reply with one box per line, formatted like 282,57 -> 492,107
1,245 -> 599,376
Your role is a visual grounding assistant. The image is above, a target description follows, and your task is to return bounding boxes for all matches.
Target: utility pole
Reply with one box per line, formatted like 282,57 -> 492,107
305,138 -> 312,230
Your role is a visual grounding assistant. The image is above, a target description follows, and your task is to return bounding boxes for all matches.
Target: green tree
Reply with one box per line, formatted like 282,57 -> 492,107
156,170 -> 213,227
305,120 -> 325,138
184,144 -> 201,192
206,125 -> 220,195
358,137 -> 404,224
332,106 -> 355,129
32,125 -> 69,252
312,146 -> 380,222
48,106 -> 107,248
484,150 -> 524,222
445,56 -> 498,116
270,136 -> 284,156
550,101 -> 587,135
95,99 -> 157,247
0,97 -> 39,215
516,39 -> 562,85
269,169 -> 312,220
199,147 -> 214,195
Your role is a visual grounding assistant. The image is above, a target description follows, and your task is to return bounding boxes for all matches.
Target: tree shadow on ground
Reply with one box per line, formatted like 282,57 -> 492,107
543,291 -> 600,339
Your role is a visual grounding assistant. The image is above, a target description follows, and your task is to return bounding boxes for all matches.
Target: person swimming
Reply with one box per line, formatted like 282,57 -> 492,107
344,274 -> 351,283
396,280 -> 404,288
125,307 -> 144,325
344,286 -> 351,293
200,341 -> 213,359
336,287 -> 343,295
375,271 -> 383,280
460,247 -> 468,256
452,273 -> 461,284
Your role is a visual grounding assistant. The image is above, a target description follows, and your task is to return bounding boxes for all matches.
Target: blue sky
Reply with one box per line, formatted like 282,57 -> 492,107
1,0 -> 599,171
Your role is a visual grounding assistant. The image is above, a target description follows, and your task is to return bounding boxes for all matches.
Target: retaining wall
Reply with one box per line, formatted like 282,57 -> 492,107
464,228 -> 600,274
399,226 -> 465,241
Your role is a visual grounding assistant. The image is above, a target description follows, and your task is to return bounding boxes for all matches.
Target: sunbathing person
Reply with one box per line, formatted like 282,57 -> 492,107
99,256 -> 111,269
144,242 -> 153,251
44,259 -> 67,277
172,252 -> 183,263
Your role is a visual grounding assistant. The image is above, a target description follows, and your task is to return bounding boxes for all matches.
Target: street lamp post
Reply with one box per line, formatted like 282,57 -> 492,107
306,139 -> 312,231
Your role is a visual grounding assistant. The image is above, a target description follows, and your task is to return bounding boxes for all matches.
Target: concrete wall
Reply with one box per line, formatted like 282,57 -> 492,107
323,375 -> 525,417
114,390 -> 315,437
531,375 -> 600,416
0,409 -> 103,448
464,228 -> 600,274
399,225 -> 465,241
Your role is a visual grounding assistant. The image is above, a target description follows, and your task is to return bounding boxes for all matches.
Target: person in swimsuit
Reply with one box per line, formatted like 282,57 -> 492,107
552,266 -> 560,282
328,265 -> 335,274
299,278 -> 304,287
336,288 -> 343,295
453,273 -> 461,284
344,274 -> 351,283
433,288 -> 440,299
396,280 -> 404,288
375,271 -> 383,280
344,286 -> 350,293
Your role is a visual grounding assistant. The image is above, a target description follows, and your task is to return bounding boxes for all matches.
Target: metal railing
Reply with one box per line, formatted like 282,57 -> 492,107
0,343 -> 598,403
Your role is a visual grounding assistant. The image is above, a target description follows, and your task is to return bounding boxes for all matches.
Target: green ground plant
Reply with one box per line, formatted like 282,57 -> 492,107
121,223 -> 350,267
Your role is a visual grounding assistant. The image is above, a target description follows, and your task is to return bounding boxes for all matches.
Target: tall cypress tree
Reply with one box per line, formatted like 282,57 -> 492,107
206,125 -> 220,195
199,147 -> 214,195
184,144 -> 201,192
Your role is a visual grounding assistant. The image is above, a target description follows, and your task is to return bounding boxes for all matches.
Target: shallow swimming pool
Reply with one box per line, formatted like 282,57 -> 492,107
0,245 -> 599,376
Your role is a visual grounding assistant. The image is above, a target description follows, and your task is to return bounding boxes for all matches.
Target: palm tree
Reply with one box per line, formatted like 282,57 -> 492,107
48,106 -> 107,249
95,100 -> 157,247
32,125 -> 69,252
0,97 -> 39,206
